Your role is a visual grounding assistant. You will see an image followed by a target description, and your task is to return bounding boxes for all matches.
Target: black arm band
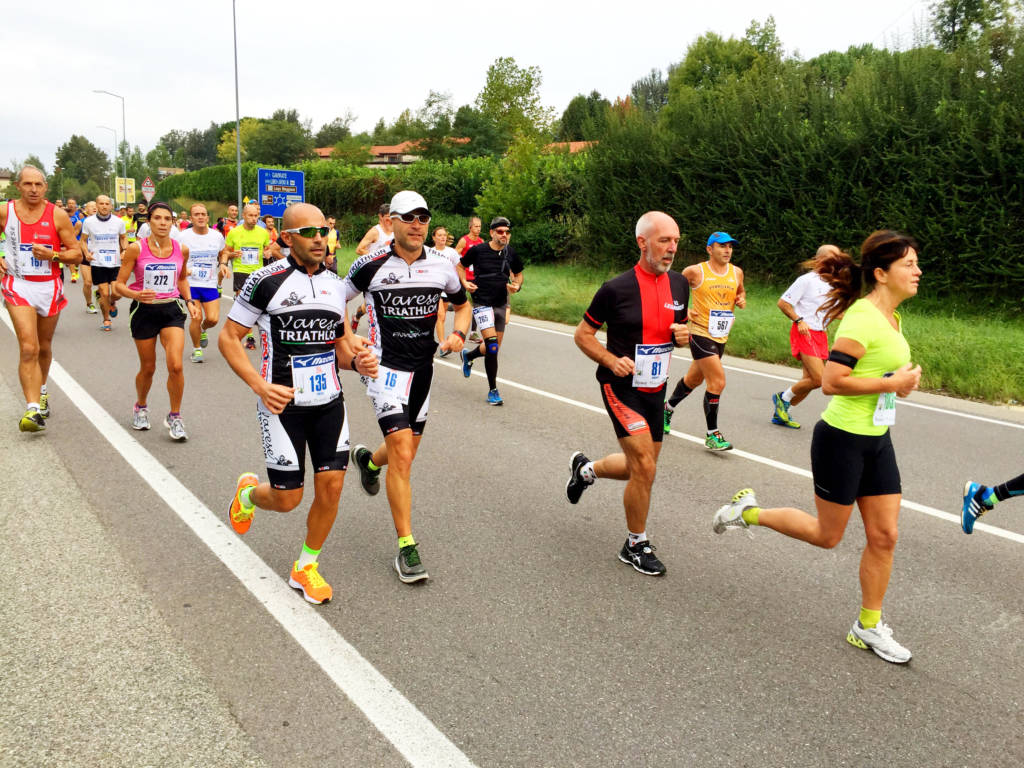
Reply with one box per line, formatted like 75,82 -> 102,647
452,329 -> 466,341
827,350 -> 859,369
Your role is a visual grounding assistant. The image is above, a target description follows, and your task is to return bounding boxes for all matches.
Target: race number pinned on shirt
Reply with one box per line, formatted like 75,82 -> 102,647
190,255 -> 216,285
632,343 -> 673,388
873,372 -> 897,426
708,309 -> 735,340
472,305 -> 495,331
366,365 -> 413,404
291,351 -> 341,407
17,243 -> 52,276
94,235 -> 119,266
239,246 -> 260,266
143,262 -> 177,292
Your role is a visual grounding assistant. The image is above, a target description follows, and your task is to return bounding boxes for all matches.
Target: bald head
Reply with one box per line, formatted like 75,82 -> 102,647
816,244 -> 841,259
16,165 -> 45,185
635,211 -> 680,275
635,211 -> 676,241
281,202 -> 325,229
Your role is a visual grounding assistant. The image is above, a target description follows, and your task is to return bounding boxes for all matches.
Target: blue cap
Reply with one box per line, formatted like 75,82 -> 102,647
707,231 -> 738,246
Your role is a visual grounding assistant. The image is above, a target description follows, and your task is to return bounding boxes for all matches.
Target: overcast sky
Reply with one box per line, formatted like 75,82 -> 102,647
7,0 -> 931,172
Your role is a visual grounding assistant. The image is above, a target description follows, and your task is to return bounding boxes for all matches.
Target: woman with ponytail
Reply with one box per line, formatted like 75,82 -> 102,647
711,230 -> 923,664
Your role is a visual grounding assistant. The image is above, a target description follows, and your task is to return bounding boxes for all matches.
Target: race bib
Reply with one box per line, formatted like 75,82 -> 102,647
632,343 -> 673,388
94,247 -> 117,266
472,305 -> 495,331
143,262 -> 177,292
239,246 -> 260,266
291,351 -> 341,407
17,243 -> 52,276
189,255 -> 217,286
708,309 -> 735,339
873,373 -> 896,426
366,365 -> 412,405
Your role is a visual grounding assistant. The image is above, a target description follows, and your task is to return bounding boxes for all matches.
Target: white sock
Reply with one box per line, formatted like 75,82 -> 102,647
628,531 -> 648,547
26,402 -> 40,412
580,461 -> 596,483
297,545 -> 319,569
782,388 -> 795,403
40,385 -> 47,395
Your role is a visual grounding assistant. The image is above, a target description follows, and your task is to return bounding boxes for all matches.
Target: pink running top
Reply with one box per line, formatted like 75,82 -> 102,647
130,236 -> 183,300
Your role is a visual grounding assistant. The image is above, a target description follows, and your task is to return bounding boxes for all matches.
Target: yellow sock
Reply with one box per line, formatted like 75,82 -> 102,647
741,506 -> 761,526
398,535 -> 415,548
859,607 -> 882,629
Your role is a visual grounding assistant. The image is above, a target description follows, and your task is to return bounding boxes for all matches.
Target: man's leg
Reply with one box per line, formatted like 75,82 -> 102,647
381,430 -> 424,539
7,305 -> 43,405
81,265 -> 94,311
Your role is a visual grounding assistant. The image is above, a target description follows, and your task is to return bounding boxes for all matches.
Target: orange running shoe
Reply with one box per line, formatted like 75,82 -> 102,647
228,472 -> 258,534
288,561 -> 332,604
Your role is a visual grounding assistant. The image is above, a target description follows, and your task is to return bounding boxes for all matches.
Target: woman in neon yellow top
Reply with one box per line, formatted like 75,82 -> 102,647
711,230 -> 923,665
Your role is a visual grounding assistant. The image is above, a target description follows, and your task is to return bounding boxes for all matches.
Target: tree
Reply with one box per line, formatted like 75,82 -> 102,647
55,135 -> 109,189
145,144 -> 172,173
474,56 -> 555,147
452,105 -> 503,157
217,118 -> 261,163
314,113 -> 356,147
331,136 -> 373,165
631,69 -> 670,117
930,0 -> 995,51
557,91 -> 611,141
247,120 -> 313,165
745,15 -> 783,58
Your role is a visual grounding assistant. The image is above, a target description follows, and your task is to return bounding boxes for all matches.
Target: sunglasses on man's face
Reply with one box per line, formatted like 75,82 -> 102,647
493,228 -> 511,235
284,226 -> 330,238
391,212 -> 431,224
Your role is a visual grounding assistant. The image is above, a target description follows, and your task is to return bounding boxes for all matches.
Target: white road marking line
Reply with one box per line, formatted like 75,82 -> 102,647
508,320 -> 1024,429
1,316 -> 476,768
438,359 -> 1024,545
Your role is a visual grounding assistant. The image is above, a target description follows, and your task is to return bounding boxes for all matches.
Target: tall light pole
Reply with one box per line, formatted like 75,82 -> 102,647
93,89 -> 128,203
97,125 -> 117,201
232,0 -> 243,211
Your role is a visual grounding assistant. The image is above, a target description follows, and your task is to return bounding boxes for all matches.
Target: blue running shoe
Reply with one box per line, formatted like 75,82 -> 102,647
961,481 -> 993,534
487,388 -> 503,406
461,349 -> 473,378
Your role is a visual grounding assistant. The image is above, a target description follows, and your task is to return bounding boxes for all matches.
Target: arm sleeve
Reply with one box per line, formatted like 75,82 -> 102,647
459,247 -> 476,268
444,264 -> 468,304
509,247 -> 525,274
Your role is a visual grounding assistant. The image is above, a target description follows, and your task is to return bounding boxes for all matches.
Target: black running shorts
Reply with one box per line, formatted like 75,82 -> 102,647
91,266 -> 120,285
810,419 -> 901,505
689,334 -> 726,360
601,380 -> 666,443
257,396 -> 350,490
129,299 -> 187,340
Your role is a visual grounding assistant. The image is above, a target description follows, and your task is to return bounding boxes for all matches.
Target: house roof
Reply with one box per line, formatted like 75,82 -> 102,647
545,141 -> 596,153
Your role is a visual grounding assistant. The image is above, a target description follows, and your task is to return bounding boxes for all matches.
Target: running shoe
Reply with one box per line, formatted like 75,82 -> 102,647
86,303 -> 98,314
618,539 -> 666,576
70,268 -> 79,283
353,444 -> 381,495
395,543 -> 429,583
18,408 -> 45,432
468,332 -> 482,344
38,393 -> 50,419
191,348 -> 203,363
228,472 -> 258,535
131,404 -> 150,431
565,451 -> 593,504
109,304 -> 118,318
663,404 -> 674,434
245,335 -> 256,350
712,488 -> 757,534
771,393 -> 800,428
461,349 -> 473,378
165,414 -> 188,442
101,321 -> 112,332
487,388 -> 504,406
199,330 -> 208,348
289,561 -> 332,604
846,620 -> 912,664
705,431 -> 733,451
438,347 -> 451,358
961,481 -> 993,534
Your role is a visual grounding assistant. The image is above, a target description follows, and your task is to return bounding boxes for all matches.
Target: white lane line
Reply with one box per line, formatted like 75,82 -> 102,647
438,359 -> 1024,546
508,320 -> 1024,429
2,321 -> 475,768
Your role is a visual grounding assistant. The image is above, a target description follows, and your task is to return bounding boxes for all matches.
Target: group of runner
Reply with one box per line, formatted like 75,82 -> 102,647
4,166 -> 1019,667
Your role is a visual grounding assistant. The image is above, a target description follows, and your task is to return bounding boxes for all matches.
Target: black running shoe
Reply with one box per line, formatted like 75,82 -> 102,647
565,451 -> 592,504
353,443 -> 380,495
618,539 -> 666,576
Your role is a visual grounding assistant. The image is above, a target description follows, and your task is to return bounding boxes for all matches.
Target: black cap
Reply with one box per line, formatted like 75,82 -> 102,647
490,216 -> 511,229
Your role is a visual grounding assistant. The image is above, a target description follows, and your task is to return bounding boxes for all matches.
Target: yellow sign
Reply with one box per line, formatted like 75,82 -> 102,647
115,177 -> 136,205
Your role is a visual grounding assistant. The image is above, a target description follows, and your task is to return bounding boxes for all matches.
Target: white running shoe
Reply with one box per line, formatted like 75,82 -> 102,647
132,405 -> 150,431
165,414 -> 188,442
712,488 -> 757,534
847,620 -> 912,664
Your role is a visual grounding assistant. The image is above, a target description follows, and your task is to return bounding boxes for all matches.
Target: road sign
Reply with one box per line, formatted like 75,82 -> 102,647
141,176 -> 156,202
257,168 -> 304,217
115,177 -> 136,205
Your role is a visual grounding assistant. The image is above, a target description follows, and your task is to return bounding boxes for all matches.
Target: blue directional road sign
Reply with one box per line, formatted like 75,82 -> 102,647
257,168 -> 305,217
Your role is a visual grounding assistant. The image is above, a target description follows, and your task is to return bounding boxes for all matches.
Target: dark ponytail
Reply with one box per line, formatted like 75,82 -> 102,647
819,230 -> 918,326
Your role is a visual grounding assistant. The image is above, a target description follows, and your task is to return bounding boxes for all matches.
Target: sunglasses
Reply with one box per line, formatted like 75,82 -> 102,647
493,228 -> 511,235
284,226 -> 330,238
391,212 -> 431,224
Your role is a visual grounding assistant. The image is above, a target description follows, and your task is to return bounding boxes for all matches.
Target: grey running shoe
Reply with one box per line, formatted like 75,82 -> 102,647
132,405 -> 151,431
191,348 -> 203,363
565,451 -> 593,504
353,444 -> 380,495
165,414 -> 188,442
395,544 -> 429,583
847,620 -> 912,664
712,488 -> 757,534
618,539 -> 666,576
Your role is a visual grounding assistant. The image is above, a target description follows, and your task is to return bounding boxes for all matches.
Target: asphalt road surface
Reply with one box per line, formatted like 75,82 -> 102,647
2,289 -> 1022,767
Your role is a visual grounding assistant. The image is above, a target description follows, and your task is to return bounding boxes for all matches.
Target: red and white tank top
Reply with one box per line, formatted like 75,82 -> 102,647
4,200 -> 61,281
130,237 -> 184,299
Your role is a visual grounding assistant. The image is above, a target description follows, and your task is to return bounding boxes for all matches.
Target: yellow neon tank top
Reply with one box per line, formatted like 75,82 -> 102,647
688,261 -> 738,341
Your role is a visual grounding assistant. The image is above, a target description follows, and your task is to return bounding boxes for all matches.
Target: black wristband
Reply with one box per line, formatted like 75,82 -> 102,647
793,316 -> 803,324
453,329 -> 466,341
350,355 -> 358,371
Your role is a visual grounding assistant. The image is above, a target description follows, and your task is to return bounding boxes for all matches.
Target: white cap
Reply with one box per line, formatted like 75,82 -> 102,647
389,190 -> 429,216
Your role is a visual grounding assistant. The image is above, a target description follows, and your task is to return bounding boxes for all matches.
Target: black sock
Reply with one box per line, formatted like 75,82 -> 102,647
485,349 -> 498,389
994,471 -> 1024,502
466,345 -> 484,361
703,391 -> 720,432
668,380 -> 693,408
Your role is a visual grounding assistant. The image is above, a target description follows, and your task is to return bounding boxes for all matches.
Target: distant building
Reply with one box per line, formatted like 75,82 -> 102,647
157,167 -> 185,179
313,138 -> 470,167
0,169 -> 11,193
544,141 -> 596,154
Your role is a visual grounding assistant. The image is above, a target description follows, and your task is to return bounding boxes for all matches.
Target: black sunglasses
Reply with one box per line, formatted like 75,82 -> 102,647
283,226 -> 330,238
391,212 -> 431,224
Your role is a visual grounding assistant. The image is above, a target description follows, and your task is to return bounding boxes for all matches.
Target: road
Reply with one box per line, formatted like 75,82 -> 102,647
2,290 -> 1023,767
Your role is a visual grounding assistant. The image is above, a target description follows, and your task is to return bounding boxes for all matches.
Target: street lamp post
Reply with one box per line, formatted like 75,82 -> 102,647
232,0 -> 243,211
93,89 -> 128,203
97,125 -> 117,201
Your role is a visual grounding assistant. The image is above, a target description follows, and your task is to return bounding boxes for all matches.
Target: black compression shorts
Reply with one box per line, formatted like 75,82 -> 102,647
601,380 -> 666,443
689,334 -> 726,360
810,419 -> 901,505
129,299 -> 186,340
257,396 -> 350,490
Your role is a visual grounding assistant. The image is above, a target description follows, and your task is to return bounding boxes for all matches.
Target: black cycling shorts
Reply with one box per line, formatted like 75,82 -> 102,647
810,419 -> 901,505
601,380 -> 666,443
689,334 -> 726,360
129,299 -> 186,340
364,364 -> 433,437
257,396 -> 350,490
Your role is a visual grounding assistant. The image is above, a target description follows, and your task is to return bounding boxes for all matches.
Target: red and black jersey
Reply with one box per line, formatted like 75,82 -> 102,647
583,264 -> 689,388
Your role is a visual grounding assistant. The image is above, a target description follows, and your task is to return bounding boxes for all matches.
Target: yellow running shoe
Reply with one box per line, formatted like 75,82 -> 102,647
38,393 -> 50,419
19,408 -> 46,432
289,561 -> 332,604
228,472 -> 258,534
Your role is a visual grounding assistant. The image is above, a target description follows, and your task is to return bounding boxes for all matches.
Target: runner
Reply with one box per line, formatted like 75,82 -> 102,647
1,166 -> 81,431
347,190 -> 471,584
178,203 -> 226,362
76,201 -> 98,313
711,230 -> 922,664
770,244 -> 840,428
455,216 -> 484,342
457,216 -> 524,405
224,203 -> 271,349
66,198 -> 82,284
565,211 -> 689,575
325,216 -> 338,265
216,203 -> 239,296
355,203 -> 394,257
663,231 -> 746,451
431,225 -> 460,355
80,195 -> 127,332
131,201 -> 149,236
962,472 -> 1024,533
218,202 -> 378,605
114,201 -> 200,441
